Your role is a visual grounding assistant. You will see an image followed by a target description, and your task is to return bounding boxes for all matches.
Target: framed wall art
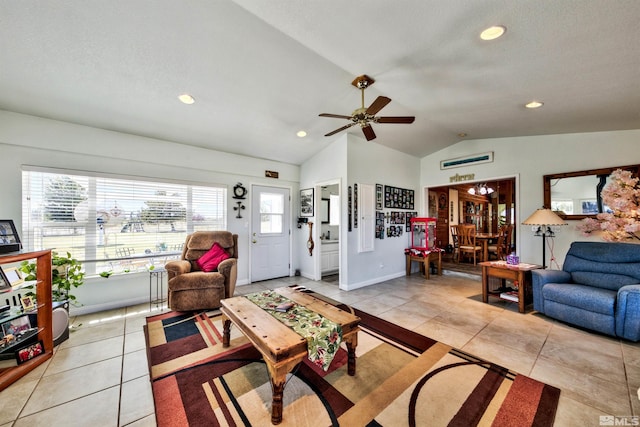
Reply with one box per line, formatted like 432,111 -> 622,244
376,184 -> 383,210
0,220 -> 21,254
348,186 -> 352,232
406,211 -> 418,232
353,183 -> 358,229
300,188 -> 314,217
384,186 -> 414,210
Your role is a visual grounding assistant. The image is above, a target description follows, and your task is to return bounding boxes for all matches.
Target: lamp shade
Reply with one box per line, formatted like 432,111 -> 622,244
522,208 -> 567,226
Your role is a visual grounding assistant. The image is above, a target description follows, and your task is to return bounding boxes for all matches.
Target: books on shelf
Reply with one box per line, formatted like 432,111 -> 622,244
499,291 -> 519,302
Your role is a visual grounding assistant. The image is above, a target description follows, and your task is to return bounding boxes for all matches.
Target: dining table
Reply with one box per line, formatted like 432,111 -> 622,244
475,232 -> 500,262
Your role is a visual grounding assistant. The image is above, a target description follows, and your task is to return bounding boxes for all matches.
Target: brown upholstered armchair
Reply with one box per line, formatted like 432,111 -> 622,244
165,231 -> 238,312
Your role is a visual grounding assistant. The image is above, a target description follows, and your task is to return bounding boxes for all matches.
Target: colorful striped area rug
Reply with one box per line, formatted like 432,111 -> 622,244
144,290 -> 560,427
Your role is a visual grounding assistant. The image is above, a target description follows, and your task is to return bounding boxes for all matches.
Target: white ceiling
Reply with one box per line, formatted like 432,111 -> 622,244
1,1 -> 639,165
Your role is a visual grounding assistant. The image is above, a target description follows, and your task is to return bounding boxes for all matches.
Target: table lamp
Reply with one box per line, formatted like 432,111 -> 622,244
522,208 -> 567,269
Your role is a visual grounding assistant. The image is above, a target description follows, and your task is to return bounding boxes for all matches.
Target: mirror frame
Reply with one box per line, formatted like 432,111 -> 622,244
321,198 -> 330,224
543,164 -> 640,220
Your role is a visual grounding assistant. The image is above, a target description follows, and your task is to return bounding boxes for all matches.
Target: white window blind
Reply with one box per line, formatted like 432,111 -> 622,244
22,168 -> 226,275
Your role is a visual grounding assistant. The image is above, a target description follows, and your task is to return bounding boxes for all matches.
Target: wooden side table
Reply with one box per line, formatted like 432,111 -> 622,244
405,250 -> 442,279
479,261 -> 542,313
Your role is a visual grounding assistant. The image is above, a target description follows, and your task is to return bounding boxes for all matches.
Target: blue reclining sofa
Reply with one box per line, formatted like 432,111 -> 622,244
532,241 -> 640,341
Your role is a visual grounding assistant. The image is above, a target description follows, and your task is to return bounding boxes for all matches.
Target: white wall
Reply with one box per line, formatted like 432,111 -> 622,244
346,134 -> 421,289
300,134 -> 421,290
299,136 -> 348,281
0,110 -> 300,314
420,129 -> 640,267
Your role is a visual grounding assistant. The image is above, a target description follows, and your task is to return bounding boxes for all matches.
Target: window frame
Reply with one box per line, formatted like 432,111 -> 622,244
22,166 -> 227,276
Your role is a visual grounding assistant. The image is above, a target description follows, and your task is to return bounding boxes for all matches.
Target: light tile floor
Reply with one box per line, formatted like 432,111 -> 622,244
1,272 -> 638,426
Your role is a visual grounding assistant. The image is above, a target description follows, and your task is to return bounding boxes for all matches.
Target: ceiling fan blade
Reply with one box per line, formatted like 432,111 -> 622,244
319,113 -> 353,119
366,96 -> 391,115
376,116 -> 415,124
362,125 -> 376,141
324,122 -> 356,137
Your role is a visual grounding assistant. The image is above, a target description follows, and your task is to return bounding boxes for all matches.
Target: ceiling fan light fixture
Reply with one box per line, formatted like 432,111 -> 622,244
480,25 -> 506,41
178,94 -> 195,105
468,183 -> 494,195
319,75 -> 414,142
525,100 -> 544,109
296,130 -> 307,138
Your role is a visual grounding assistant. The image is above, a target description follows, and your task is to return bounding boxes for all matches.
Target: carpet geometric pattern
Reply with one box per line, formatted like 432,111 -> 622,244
144,290 -> 560,427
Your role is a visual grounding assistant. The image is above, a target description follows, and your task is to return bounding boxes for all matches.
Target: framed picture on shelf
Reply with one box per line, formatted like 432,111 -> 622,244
0,219 -> 21,254
16,340 -> 44,365
20,296 -> 36,312
300,188 -> 314,217
0,269 -> 8,290
1,315 -> 31,336
0,266 -> 24,288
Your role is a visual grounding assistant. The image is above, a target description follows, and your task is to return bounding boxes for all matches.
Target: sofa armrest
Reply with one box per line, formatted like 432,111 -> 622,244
616,284 -> 640,342
532,269 -> 572,312
217,258 -> 238,297
165,260 -> 192,281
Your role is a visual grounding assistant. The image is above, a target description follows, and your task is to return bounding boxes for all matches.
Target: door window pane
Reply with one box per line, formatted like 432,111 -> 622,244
260,193 -> 283,234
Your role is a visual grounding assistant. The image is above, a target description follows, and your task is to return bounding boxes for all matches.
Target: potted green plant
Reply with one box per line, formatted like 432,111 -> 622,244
19,251 -> 85,305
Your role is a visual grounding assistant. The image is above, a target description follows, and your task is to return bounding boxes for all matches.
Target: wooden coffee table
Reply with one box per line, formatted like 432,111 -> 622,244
220,287 -> 360,425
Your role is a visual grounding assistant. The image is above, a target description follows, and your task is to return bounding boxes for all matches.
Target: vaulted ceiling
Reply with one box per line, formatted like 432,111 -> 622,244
1,1 -> 638,165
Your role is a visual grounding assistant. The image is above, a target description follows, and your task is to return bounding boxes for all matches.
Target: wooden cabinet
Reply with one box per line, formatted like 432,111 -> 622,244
459,195 -> 489,232
321,241 -> 339,274
0,250 -> 53,391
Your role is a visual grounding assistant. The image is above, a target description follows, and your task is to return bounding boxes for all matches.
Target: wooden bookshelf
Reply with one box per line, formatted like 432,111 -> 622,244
0,249 -> 52,391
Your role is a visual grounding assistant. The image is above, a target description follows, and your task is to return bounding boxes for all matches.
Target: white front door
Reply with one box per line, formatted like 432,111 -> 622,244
250,185 -> 291,282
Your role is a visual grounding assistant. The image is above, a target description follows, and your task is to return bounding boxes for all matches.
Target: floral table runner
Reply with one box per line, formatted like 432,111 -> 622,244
244,290 -> 342,371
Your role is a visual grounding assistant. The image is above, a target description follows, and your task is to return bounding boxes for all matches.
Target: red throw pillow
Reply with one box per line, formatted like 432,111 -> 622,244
196,243 -> 230,272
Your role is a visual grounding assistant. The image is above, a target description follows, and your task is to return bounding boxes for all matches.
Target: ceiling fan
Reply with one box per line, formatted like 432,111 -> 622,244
319,75 -> 415,141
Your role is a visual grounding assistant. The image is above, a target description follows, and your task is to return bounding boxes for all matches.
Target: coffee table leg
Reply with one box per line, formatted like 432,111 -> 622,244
271,378 -> 285,424
222,318 -> 231,347
344,333 -> 358,376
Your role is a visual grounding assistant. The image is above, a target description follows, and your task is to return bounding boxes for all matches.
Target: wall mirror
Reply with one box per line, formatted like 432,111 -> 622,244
543,164 -> 640,220
321,198 -> 330,223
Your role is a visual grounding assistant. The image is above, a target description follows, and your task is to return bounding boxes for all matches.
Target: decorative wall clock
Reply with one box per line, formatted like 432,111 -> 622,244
307,222 -> 314,256
233,183 -> 247,199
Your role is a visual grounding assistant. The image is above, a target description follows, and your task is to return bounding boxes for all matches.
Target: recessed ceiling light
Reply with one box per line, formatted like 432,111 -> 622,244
178,94 -> 195,105
480,25 -> 506,41
297,130 -> 307,138
525,101 -> 544,109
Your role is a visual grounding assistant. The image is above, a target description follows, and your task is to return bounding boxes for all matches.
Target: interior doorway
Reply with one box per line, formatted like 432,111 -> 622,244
317,182 -> 340,284
427,178 -> 517,257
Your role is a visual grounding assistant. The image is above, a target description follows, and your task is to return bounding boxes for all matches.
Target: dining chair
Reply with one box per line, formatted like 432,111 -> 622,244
503,224 -> 514,256
487,226 -> 507,260
458,224 -> 483,264
450,225 -> 461,262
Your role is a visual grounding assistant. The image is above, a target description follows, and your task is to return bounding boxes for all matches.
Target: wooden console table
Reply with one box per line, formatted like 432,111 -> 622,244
220,287 -> 360,425
405,250 -> 442,279
479,261 -> 542,313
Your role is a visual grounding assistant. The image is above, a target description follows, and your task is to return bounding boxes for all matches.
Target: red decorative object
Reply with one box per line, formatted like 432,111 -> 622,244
196,243 -> 230,272
410,217 -> 437,251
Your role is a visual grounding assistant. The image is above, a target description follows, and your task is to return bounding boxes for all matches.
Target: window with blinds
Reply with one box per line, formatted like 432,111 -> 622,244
22,168 -> 227,275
